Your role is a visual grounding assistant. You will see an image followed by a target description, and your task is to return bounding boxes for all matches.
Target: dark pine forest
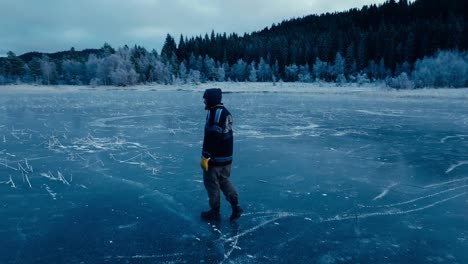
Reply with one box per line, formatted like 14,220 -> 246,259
175,0 -> 466,75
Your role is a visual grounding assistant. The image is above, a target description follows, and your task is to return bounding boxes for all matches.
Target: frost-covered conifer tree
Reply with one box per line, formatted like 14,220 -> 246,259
298,64 -> 312,82
285,64 -> 299,82
187,69 -> 201,84
257,57 -> 272,81
222,62 -> 230,81
21,64 -> 32,83
178,61 -> 188,83
216,66 -> 225,82
188,53 -> 199,71
231,59 -> 247,81
378,58 -> 387,80
331,52 -> 345,81
387,72 -> 414,89
356,72 -> 370,85
97,55 -> 118,85
367,60 -> 378,81
85,54 -> 100,84
104,47 -> 139,86
313,57 -> 327,81
62,60 -> 85,85
132,48 -> 157,83
272,60 -> 280,82
40,55 -> 57,85
152,59 -> 170,84
248,61 -> 257,82
412,50 -> 468,88
203,55 -> 217,81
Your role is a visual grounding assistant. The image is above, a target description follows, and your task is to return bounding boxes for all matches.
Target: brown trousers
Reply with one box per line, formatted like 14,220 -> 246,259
203,164 -> 238,211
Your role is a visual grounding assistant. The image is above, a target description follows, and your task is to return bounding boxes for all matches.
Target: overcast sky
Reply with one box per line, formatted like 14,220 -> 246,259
0,0 -> 387,56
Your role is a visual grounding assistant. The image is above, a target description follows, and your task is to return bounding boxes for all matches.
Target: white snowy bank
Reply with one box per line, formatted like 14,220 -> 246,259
1,82 -> 468,100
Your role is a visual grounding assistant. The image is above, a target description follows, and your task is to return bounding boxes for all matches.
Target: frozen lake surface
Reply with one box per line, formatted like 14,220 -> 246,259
0,85 -> 467,263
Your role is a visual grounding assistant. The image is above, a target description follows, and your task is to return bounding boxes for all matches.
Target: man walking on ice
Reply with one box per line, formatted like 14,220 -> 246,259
200,88 -> 243,222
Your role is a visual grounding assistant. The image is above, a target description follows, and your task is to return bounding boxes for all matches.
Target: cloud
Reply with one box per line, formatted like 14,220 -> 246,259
63,28 -> 91,41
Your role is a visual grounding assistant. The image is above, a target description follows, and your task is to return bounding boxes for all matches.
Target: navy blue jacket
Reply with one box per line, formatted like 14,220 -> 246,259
202,89 -> 233,166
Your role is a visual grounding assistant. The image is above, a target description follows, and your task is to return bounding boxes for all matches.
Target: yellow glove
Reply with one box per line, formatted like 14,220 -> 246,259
200,157 -> 210,171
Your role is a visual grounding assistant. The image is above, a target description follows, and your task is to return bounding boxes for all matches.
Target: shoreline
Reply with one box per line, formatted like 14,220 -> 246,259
1,82 -> 468,100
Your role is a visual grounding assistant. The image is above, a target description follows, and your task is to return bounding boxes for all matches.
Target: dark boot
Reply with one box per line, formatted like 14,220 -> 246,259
229,204 -> 243,222
201,209 -> 220,221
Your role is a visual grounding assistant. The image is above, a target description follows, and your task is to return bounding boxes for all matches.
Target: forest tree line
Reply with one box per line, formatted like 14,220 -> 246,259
0,0 -> 466,88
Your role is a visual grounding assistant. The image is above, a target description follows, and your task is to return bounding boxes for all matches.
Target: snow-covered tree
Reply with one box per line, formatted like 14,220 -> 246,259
387,72 -> 414,89
40,55 -> 57,85
313,57 -> 327,81
203,55 -> 217,81
412,50 -> 468,88
331,52 -> 345,81
85,54 -> 100,84
154,60 -> 172,84
257,57 -> 272,81
231,59 -> 247,81
110,64 -> 138,86
347,60 -> 358,79
88,47 -> 140,86
395,61 -> 411,76
336,74 -> 347,86
21,64 -> 32,83
132,48 -> 159,83
178,61 -> 188,82
62,60 -> 85,85
187,69 -> 201,84
188,53 -> 200,71
356,72 -> 370,85
248,61 -> 257,82
298,64 -> 312,82
96,55 -> 118,85
272,60 -> 280,82
367,60 -> 379,81
285,64 -> 299,81
222,62 -> 230,80
216,66 -> 225,82
378,58 -> 387,80
401,61 -> 411,74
